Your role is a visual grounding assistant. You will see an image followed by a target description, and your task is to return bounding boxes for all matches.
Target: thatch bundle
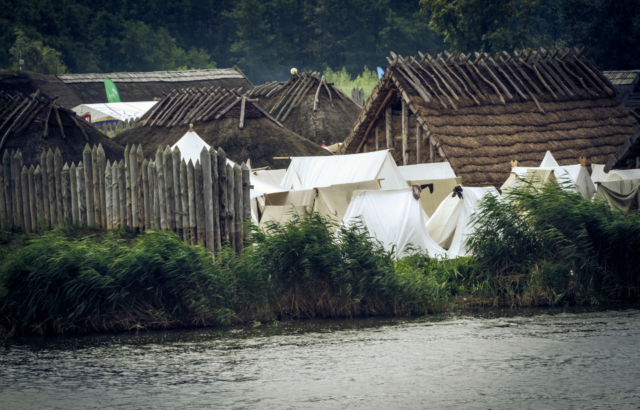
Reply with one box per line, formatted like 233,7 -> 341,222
0,68 -> 253,108
114,87 -> 330,169
0,90 -> 124,164
341,48 -> 640,187
252,71 -> 361,146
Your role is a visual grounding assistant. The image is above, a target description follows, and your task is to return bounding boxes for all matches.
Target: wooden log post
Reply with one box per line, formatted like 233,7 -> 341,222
416,124 -> 422,164
233,164 -> 243,253
163,146 -> 175,231
241,163 -> 251,240
226,163 -> 235,251
375,125 -> 380,151
20,166 -> 31,232
82,145 -> 94,227
70,163 -> 78,224
201,147 -> 214,252
77,162 -> 87,227
8,150 -> 15,228
61,163 -> 71,223
34,165 -> 44,228
143,159 -> 150,231
105,161 -> 113,230
2,151 -> 11,227
39,150 -> 49,228
14,150 -> 23,229
27,165 -> 36,230
155,147 -> 167,230
217,147 -> 228,243
97,145 -> 107,229
150,160 -> 159,229
124,144 -> 132,230
210,148 -> 221,252
137,145 -> 144,231
187,160 -> 196,245
195,160 -> 205,245
172,147 -> 182,235
118,160 -> 126,230
180,159 -> 188,241
129,144 -> 139,233
110,161 -> 118,228
0,161 -> 6,226
401,101 -> 409,166
54,148 -> 64,224
91,145 -> 100,228
111,162 -> 119,229
385,105 -> 393,149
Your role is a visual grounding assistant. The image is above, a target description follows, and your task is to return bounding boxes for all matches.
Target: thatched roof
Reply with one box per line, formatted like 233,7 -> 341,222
252,72 -> 361,146
0,68 -> 253,108
603,70 -> 640,118
113,87 -> 331,168
604,128 -> 640,171
341,48 -> 640,187
0,90 -> 124,165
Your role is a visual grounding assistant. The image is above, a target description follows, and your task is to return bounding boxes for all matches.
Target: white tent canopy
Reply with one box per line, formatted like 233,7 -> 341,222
342,188 -> 447,258
605,169 -> 640,181
172,129 -> 211,165
280,150 -> 407,190
253,169 -> 286,186
502,151 -> 596,199
398,162 -> 457,181
426,187 -> 499,258
72,102 -> 157,123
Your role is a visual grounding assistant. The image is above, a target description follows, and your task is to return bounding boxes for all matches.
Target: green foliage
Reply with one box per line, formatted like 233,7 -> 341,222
467,182 -> 640,306
558,0 -> 640,69
9,29 -> 67,74
324,66 -> 379,99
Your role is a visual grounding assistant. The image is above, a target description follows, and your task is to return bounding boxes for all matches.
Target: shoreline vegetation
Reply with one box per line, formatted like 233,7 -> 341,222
1,182 -> 638,337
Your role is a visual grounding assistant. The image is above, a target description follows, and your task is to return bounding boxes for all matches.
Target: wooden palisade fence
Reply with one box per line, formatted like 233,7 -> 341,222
0,143 -> 251,254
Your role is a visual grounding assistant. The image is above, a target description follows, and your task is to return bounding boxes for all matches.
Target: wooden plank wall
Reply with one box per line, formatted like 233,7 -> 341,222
0,144 -> 251,255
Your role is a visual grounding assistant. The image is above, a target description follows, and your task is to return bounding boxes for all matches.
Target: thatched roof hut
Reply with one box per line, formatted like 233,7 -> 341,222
604,128 -> 640,171
114,87 -> 331,169
0,68 -> 253,108
603,70 -> 640,119
0,90 -> 124,164
252,71 -> 361,146
341,48 -> 640,187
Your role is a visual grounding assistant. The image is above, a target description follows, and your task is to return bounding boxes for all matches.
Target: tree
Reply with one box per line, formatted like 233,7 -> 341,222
420,0 -> 534,53
9,29 -> 67,74
558,0 -> 640,70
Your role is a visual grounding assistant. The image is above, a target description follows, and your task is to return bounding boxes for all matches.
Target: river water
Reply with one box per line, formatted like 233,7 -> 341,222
1,306 -> 639,409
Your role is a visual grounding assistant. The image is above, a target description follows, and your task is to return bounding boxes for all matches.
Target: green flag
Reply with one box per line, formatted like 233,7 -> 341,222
103,78 -> 121,103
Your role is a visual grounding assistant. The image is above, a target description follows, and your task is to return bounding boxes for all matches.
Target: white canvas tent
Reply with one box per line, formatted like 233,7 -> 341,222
72,102 -> 157,124
253,169 -> 286,185
342,188 -> 447,258
590,164 -> 609,183
604,169 -> 640,181
171,128 -> 211,165
501,151 -> 596,199
314,180 -> 381,222
398,163 -> 460,217
280,150 -> 407,190
426,187 -> 500,258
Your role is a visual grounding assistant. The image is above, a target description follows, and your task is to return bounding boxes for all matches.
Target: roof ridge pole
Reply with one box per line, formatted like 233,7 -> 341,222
486,56 -> 527,100
426,54 -> 463,97
390,51 -> 434,105
476,53 -> 513,100
411,56 -> 457,108
460,54 -> 491,100
451,54 -> 486,101
467,55 -> 505,104
498,55 -> 544,113
435,54 -> 480,105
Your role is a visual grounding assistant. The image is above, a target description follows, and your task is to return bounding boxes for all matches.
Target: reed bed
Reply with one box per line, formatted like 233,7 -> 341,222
1,183 -> 639,337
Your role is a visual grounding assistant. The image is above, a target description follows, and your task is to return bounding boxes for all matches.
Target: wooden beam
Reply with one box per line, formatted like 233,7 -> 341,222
402,100 -> 408,166
416,123 -> 422,164
239,97 -> 246,129
375,125 -> 380,151
355,90 -> 395,154
385,105 -> 393,149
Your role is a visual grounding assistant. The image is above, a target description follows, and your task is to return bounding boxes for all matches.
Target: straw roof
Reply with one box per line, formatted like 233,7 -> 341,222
0,90 -> 124,164
341,48 -> 640,187
0,68 -> 253,108
604,128 -> 640,171
114,87 -> 330,168
252,71 -> 361,145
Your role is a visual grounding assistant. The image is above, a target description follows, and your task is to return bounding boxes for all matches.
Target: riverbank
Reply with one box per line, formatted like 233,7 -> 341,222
1,183 -> 639,337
